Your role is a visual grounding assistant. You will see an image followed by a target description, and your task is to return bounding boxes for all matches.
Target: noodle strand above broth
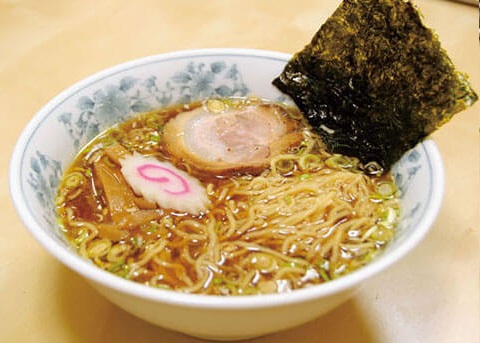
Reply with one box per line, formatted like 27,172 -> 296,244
56,97 -> 400,295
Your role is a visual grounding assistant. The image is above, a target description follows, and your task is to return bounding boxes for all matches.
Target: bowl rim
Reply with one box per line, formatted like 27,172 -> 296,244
9,48 -> 445,309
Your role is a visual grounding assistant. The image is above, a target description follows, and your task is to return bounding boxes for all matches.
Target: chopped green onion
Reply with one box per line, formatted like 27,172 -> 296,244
54,193 -> 66,206
369,193 -> 384,202
299,173 -> 311,181
64,172 -> 84,189
106,243 -> 130,263
371,225 -> 394,242
145,116 -> 163,130
149,133 -> 161,143
371,181 -> 397,202
155,284 -> 172,290
316,259 -> 331,281
363,161 -> 384,176
142,222 -> 159,234
87,239 -> 112,258
358,250 -> 377,264
205,98 -> 227,113
376,181 -> 396,199
74,230 -> 89,245
299,154 -> 322,170
273,158 -> 296,174
319,269 -> 331,281
108,261 -> 126,273
129,235 -> 144,248
378,207 -> 398,228
213,277 -> 223,285
300,140 -> 309,148
282,261 -> 296,268
317,258 -> 330,271
245,95 -> 262,105
325,154 -> 353,169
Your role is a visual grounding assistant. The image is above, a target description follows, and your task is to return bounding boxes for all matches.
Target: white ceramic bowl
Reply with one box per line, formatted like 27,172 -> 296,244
9,49 -> 444,341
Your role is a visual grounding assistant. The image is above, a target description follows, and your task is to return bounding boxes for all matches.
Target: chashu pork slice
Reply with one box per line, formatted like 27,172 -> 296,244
163,103 -> 303,176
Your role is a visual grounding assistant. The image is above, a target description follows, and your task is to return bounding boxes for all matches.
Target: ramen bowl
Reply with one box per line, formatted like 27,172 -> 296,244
9,49 -> 444,341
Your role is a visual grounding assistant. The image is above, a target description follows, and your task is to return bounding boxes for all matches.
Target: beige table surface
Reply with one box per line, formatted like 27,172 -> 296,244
1,1 -> 478,342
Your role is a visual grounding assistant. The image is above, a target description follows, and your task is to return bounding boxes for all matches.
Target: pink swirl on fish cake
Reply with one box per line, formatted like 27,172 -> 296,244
137,164 -> 190,195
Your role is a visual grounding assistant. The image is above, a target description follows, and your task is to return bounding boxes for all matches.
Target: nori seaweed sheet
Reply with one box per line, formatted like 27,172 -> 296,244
273,0 -> 478,169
